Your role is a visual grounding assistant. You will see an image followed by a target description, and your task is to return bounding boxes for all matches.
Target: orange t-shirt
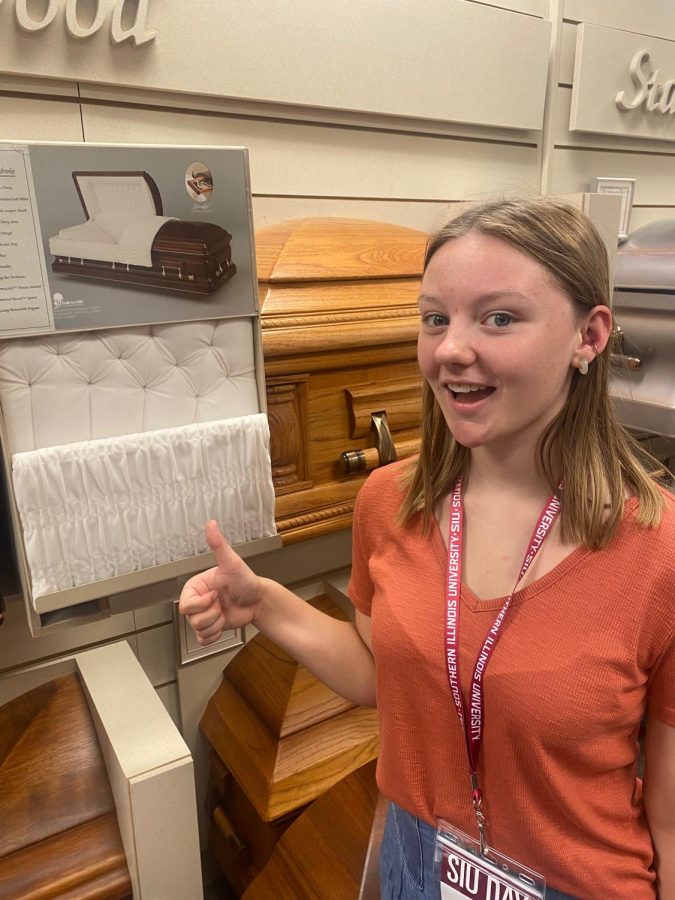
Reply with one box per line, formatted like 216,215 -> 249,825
349,461 -> 674,900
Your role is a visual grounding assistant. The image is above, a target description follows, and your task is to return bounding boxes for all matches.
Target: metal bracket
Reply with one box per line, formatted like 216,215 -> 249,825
611,324 -> 641,370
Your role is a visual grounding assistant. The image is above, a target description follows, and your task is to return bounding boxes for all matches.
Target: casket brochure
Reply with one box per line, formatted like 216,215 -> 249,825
0,142 -> 257,338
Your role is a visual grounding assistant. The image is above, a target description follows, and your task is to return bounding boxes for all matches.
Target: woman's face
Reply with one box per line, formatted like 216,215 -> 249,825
417,231 -> 585,453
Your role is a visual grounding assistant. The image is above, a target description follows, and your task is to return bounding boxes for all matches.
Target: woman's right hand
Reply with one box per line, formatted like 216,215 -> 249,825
178,520 -> 263,644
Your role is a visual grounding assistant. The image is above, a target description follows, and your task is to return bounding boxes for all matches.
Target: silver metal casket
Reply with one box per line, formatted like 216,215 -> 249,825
611,220 -> 675,468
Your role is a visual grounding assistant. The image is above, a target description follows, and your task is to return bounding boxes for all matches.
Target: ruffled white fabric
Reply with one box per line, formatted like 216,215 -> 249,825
12,413 -> 276,599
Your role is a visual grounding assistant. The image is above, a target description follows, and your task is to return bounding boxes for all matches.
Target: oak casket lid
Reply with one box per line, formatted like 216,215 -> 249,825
256,217 -> 427,284
257,218 -> 426,363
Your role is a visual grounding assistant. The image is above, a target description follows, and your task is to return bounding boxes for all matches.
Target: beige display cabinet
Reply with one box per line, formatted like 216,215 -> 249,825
0,639 -> 202,899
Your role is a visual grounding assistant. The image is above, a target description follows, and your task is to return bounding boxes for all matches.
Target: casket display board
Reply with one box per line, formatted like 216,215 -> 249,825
258,218 -> 426,543
0,142 -> 280,636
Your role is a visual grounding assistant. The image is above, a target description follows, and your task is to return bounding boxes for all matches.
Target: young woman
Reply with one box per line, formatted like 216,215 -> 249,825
179,198 -> 674,900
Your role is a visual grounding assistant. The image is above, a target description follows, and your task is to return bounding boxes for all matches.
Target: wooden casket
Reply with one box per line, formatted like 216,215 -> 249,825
201,595 -> 380,895
0,674 -> 132,900
49,171 -> 236,295
0,642 -> 202,900
258,218 -> 427,543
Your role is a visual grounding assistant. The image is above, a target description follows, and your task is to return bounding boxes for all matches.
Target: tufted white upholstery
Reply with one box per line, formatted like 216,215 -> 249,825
0,318 -> 260,454
0,317 -> 274,604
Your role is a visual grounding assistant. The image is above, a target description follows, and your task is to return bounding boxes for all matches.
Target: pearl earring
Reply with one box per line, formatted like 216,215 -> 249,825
579,358 -> 589,375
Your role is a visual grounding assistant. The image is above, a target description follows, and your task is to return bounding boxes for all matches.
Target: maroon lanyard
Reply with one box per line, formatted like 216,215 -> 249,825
445,476 -> 562,852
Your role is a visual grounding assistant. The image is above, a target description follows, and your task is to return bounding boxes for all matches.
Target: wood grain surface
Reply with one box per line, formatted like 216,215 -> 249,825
258,218 -> 425,544
0,813 -> 131,900
256,218 -> 426,282
241,759 -> 379,900
0,674 -> 131,899
201,595 -> 380,823
223,595 -> 355,739
0,675 -> 115,857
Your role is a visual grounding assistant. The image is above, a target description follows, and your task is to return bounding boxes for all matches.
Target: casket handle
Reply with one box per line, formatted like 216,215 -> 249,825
612,353 -> 641,370
610,325 -> 641,370
212,806 -> 249,864
341,412 -> 419,475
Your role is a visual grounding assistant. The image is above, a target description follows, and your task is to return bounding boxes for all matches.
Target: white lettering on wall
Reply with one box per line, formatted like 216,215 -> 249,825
9,0 -> 157,45
616,50 -> 675,115
15,0 -> 60,31
64,0 -> 108,38
111,0 -> 156,46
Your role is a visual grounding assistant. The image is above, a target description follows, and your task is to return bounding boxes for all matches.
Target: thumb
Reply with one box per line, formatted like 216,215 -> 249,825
204,519 -> 237,569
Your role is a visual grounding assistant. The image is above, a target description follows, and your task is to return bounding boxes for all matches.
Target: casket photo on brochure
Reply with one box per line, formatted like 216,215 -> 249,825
48,170 -> 236,296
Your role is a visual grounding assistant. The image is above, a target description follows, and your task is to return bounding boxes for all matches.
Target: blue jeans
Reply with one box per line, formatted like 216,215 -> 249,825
379,802 -> 578,900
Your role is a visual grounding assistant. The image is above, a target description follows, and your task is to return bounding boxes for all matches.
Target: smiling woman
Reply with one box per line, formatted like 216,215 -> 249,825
179,198 -> 675,900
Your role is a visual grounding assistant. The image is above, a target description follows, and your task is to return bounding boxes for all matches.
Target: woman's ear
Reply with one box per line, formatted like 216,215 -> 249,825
572,305 -> 612,373
579,305 -> 613,354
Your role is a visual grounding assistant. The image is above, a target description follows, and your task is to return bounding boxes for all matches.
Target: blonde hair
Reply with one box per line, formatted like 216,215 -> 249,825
400,197 -> 666,548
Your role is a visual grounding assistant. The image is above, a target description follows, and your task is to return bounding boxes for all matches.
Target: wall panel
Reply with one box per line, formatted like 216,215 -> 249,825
626,206 -> 675,233
0,0 -> 550,132
0,96 -> 83,141
550,148 -> 675,206
134,598 -> 175,630
570,24 -> 675,143
136,624 -> 178,688
0,595 -> 135,673
552,12 -> 675,233
563,1 -> 675,41
0,75 -> 77,96
558,22 -> 577,85
467,0 -> 548,15
80,105 -> 539,201
554,87 -> 675,154
78,82 -> 540,144
157,682 -> 181,729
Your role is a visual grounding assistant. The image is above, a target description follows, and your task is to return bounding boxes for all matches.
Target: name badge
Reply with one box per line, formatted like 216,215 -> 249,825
434,821 -> 545,900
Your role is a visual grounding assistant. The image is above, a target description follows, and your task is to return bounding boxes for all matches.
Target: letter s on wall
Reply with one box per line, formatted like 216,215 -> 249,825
616,49 -> 651,111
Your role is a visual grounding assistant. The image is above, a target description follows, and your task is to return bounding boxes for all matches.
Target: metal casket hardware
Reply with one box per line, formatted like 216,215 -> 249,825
341,411 -> 397,475
610,324 -> 642,370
